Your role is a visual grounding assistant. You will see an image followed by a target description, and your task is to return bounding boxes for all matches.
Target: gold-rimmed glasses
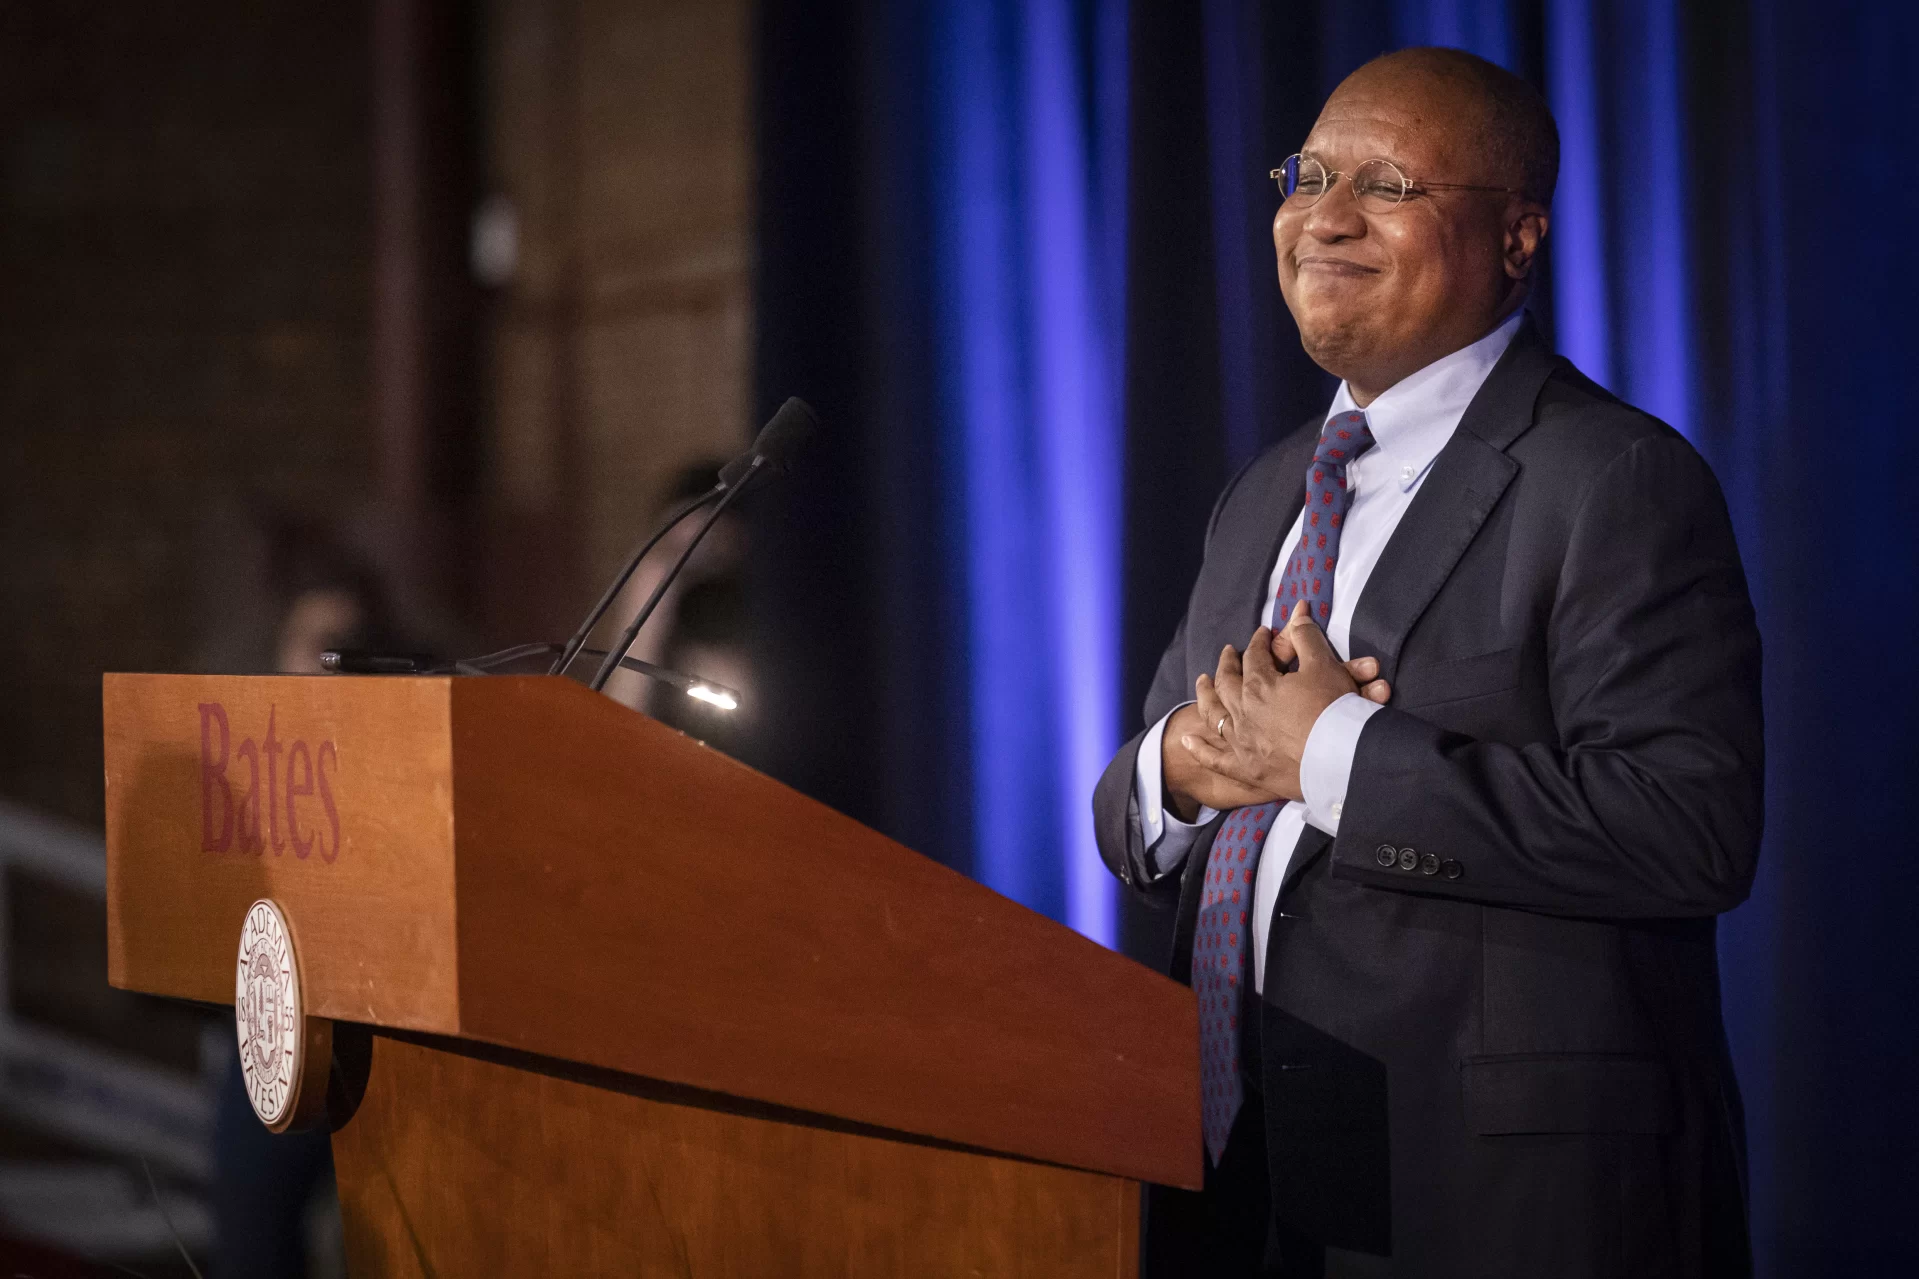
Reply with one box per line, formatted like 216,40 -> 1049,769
1270,153 -> 1525,211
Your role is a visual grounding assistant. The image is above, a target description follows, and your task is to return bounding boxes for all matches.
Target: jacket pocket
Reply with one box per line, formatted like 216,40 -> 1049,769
1461,1053 -> 1676,1135
1396,644 -> 1522,709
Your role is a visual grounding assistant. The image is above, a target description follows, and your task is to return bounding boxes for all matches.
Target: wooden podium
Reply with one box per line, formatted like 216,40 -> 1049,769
103,673 -> 1201,1275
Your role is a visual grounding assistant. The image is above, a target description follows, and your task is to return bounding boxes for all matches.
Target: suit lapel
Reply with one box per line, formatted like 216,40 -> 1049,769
1345,318 -> 1557,685
1344,441 -> 1517,685
1277,319 -> 1557,902
1191,426 -> 1316,664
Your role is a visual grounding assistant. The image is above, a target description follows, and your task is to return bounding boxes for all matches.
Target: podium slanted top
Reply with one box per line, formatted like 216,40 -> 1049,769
103,672 -> 1202,1189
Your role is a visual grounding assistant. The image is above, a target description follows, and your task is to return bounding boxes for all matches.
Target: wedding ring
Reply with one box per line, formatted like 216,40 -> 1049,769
1217,716 -> 1229,738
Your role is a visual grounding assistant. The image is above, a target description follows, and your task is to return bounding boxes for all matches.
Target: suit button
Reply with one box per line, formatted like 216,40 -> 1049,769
1375,845 -> 1397,868
1397,848 -> 1418,872
1420,853 -> 1439,876
1441,859 -> 1463,880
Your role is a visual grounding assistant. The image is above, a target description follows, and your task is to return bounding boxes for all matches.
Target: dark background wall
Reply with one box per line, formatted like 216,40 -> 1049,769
0,1 -> 752,1269
0,2 -> 377,826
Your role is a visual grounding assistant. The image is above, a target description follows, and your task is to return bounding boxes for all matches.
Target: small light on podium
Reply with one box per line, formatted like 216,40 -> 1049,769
687,684 -> 739,711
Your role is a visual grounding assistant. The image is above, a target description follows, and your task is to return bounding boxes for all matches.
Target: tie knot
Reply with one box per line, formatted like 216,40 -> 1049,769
1315,411 -> 1375,467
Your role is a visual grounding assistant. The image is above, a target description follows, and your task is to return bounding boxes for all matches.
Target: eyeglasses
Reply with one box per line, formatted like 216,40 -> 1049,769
1270,153 -> 1524,211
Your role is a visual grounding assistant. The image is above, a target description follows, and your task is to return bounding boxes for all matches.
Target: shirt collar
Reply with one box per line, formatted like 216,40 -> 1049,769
1324,309 -> 1525,492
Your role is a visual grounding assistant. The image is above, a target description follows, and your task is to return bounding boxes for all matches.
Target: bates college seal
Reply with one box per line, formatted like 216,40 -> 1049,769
236,899 -> 315,1130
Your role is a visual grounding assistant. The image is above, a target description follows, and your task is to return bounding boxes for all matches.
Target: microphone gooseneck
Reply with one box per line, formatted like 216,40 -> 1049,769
546,397 -> 819,681
588,463 -> 758,692
547,486 -> 719,678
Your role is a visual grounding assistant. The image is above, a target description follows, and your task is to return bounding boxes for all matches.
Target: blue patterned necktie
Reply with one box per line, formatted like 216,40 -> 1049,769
1194,409 -> 1375,1165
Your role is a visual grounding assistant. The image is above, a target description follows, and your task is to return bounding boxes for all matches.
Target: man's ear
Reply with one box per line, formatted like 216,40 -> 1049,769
1505,206 -> 1549,280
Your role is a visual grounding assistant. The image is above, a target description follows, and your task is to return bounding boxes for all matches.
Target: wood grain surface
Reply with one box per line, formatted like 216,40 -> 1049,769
334,1031 -> 1141,1278
447,675 -> 1199,1188
104,672 -> 1202,1190
103,673 -> 462,1032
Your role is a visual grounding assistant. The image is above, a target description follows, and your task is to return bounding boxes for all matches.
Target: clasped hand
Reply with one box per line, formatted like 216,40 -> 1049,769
1161,599 -> 1390,821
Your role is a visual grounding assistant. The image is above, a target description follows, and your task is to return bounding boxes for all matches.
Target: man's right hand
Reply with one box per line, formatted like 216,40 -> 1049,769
1163,701 -> 1276,819
1162,647 -> 1391,822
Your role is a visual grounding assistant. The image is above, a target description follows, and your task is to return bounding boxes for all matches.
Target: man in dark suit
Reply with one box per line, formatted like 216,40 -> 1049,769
1094,47 -> 1760,1278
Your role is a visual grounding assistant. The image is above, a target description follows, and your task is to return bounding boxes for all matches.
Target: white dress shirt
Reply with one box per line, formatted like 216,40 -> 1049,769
1134,310 -> 1523,991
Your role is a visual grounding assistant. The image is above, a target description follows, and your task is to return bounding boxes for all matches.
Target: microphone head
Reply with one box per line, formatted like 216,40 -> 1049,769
752,396 -> 819,469
716,397 -> 819,490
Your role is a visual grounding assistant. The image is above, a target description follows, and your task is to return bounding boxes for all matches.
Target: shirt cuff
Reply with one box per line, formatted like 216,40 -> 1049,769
1135,704 -> 1219,878
1299,693 -> 1383,836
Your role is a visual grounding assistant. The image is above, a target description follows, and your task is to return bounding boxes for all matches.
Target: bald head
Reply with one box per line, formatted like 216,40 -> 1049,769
1341,48 -> 1559,205
1271,47 -> 1556,402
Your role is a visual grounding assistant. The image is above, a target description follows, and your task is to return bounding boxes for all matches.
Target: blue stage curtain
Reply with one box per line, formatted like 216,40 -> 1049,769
752,0 -> 1131,943
754,2 -> 1918,1267
928,0 -> 1130,943
1699,3 -> 1919,1270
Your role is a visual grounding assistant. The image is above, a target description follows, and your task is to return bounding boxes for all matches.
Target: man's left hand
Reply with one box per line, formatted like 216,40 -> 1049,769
1180,599 -> 1365,803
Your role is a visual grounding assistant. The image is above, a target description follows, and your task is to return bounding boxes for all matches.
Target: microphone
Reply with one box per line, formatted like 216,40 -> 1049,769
716,395 -> 817,489
318,649 -> 438,674
587,397 -> 817,692
548,397 -> 819,680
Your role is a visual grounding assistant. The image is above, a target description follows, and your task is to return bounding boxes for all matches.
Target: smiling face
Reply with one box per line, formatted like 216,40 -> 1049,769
1274,59 -> 1549,402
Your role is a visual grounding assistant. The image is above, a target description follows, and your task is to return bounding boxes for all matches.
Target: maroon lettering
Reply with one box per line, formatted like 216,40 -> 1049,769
316,740 -> 340,863
263,707 -> 285,853
197,702 -> 342,865
284,740 -> 314,859
198,703 -> 233,852
234,738 -> 263,854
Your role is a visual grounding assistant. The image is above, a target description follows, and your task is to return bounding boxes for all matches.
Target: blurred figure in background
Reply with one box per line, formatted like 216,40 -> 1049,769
208,519 -> 394,1278
269,534 -> 400,674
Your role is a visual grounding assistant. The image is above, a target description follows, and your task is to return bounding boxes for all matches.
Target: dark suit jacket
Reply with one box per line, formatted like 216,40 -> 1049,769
1094,320 -> 1761,1278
